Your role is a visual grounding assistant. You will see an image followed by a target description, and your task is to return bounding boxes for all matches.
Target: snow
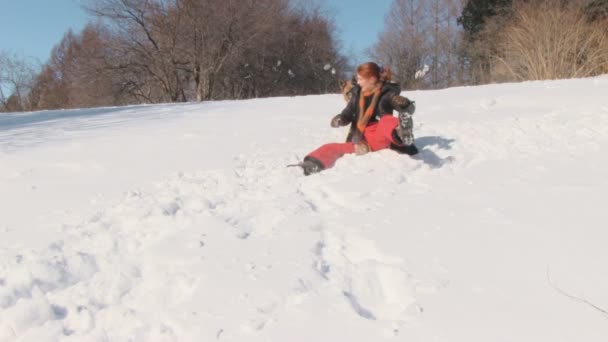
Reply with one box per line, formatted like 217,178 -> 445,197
415,64 -> 430,79
1,76 -> 608,341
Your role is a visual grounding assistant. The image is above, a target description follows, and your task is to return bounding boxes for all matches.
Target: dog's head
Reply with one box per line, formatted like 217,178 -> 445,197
339,79 -> 355,102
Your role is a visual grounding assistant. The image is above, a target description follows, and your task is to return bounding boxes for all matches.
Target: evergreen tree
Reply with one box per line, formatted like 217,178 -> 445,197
458,0 -> 512,40
585,0 -> 608,21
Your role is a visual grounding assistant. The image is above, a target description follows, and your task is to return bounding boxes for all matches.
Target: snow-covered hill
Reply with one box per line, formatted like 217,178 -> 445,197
1,77 -> 608,341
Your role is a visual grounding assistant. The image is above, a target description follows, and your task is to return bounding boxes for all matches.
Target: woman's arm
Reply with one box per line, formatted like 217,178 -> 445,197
331,88 -> 358,127
378,86 -> 401,114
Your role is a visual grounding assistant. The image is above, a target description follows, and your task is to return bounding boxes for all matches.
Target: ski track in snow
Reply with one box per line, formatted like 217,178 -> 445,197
2,77 -> 608,341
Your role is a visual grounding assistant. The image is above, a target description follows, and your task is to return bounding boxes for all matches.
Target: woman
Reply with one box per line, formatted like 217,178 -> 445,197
297,62 -> 418,175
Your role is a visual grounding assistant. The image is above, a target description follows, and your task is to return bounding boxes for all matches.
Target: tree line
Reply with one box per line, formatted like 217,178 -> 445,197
2,0 -> 347,112
2,0 -> 607,113
370,0 -> 608,89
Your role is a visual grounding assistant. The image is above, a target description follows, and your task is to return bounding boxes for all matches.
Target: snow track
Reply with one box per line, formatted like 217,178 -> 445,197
1,150 -> 431,340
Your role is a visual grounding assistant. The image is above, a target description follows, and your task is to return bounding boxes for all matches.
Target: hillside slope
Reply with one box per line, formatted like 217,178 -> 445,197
1,77 -> 608,341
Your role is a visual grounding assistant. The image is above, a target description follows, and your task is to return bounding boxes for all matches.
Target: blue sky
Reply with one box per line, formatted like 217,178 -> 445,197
0,0 -> 392,65
325,0 -> 393,64
0,0 -> 89,63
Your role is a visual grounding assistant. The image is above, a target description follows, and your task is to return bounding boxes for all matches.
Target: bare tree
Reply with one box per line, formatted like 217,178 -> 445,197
370,0 -> 463,90
428,0 -> 465,88
85,0 -> 190,103
0,51 -> 38,112
27,25 -> 119,110
371,0 -> 428,89
205,2 -> 345,99
82,0 -> 345,102
177,0 -> 291,100
68,24 -> 119,107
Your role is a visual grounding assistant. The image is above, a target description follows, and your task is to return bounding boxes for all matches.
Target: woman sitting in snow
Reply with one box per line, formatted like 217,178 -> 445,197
297,62 -> 418,175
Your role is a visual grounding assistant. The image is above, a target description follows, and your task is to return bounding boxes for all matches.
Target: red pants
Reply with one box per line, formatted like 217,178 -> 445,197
306,115 -> 401,169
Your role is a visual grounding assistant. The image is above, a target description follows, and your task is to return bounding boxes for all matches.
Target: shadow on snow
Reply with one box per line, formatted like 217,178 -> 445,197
412,135 -> 455,169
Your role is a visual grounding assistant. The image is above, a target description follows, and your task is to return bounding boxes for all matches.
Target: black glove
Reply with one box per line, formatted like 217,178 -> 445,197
391,96 -> 416,115
330,114 -> 349,127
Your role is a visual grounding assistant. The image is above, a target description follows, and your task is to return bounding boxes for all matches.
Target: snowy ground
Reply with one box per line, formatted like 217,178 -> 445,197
1,77 -> 608,341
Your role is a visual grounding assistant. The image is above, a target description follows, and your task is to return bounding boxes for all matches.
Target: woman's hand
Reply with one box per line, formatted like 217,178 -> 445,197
330,114 -> 349,127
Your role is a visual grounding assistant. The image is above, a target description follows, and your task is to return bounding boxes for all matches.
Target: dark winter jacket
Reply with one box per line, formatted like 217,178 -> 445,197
334,81 -> 402,142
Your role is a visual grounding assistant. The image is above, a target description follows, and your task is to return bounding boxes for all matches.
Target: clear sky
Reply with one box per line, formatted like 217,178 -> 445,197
324,0 -> 393,64
0,0 -> 89,63
0,0 -> 392,65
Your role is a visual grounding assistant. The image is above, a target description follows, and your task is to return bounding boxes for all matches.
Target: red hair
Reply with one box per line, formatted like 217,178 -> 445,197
356,62 -> 392,82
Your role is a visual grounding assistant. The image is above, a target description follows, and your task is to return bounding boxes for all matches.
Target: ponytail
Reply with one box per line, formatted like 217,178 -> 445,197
379,66 -> 392,82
